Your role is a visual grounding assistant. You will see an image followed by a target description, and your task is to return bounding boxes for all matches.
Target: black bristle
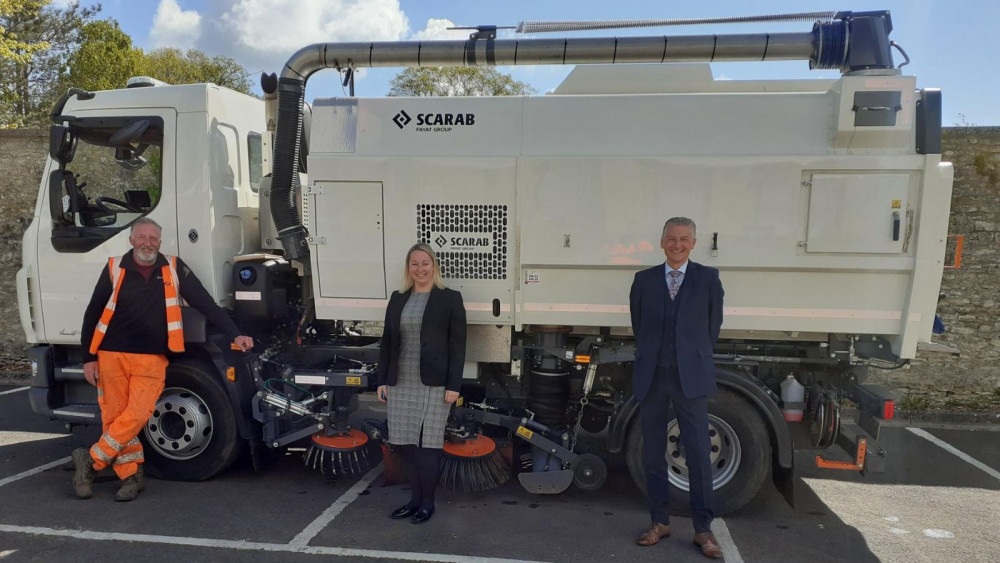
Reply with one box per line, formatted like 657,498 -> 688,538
439,451 -> 511,492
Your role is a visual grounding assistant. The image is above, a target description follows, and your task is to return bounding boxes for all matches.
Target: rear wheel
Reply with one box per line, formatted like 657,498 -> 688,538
625,387 -> 771,516
140,360 -> 244,481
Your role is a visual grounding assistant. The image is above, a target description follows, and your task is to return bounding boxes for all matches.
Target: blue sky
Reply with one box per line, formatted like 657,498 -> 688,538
69,0 -> 998,125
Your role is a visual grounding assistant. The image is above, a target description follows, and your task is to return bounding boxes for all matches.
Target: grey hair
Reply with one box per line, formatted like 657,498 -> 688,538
131,217 -> 162,234
662,217 -> 697,239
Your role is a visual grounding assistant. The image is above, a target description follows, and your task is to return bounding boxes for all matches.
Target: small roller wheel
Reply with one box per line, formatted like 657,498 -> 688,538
572,452 -> 608,491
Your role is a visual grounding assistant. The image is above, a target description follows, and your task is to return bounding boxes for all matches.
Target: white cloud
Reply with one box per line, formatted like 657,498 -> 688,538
149,0 -> 203,50
412,18 -> 468,41
216,0 -> 409,54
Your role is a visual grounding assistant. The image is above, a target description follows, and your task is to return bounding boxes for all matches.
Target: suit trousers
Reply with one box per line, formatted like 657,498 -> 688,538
639,364 -> 715,533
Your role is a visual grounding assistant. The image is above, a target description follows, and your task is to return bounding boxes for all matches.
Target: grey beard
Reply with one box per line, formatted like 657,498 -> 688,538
136,249 -> 158,263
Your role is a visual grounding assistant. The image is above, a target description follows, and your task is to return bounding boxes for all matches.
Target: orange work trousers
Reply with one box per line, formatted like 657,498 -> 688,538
90,351 -> 168,480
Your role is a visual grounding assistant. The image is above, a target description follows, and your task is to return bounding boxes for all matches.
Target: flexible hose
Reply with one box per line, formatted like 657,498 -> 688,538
271,77 -> 310,262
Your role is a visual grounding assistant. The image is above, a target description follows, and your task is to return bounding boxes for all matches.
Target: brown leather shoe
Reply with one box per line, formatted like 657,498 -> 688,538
636,522 -> 671,546
693,532 -> 723,559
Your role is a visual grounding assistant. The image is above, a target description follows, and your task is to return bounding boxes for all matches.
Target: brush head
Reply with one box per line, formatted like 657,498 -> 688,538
304,429 -> 374,478
440,436 -> 512,492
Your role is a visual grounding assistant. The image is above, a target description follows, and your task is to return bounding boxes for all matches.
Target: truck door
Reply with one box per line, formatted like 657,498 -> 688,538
34,109 -> 178,345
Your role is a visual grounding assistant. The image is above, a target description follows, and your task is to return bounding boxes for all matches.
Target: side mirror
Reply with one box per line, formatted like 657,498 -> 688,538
48,171 -> 72,225
49,125 -> 77,164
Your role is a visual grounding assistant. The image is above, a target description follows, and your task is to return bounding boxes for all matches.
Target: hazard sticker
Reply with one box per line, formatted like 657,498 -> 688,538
891,200 -> 902,209
346,376 -> 361,386
516,426 -> 534,439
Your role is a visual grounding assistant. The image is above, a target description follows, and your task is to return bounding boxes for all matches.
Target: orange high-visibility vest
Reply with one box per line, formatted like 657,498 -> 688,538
89,255 -> 185,354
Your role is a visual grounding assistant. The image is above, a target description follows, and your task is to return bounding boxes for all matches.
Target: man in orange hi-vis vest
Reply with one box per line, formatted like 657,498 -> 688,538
75,218 -> 254,501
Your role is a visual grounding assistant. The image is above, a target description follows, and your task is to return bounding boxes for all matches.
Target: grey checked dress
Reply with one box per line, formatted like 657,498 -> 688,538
387,291 -> 450,448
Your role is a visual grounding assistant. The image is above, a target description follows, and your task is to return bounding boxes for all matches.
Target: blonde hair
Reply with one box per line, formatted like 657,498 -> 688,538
401,243 -> 446,292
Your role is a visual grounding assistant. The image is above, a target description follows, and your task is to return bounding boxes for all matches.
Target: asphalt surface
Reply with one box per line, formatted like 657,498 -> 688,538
1,382 -> 998,562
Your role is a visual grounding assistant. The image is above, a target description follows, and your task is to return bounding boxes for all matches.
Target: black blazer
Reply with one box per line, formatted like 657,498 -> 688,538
629,261 -> 724,401
376,286 -> 467,392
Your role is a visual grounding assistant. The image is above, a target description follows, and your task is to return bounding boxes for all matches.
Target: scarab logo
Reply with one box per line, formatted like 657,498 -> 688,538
434,235 -> 447,247
393,110 -> 412,129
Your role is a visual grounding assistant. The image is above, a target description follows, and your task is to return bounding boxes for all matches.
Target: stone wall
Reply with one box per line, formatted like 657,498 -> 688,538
0,129 -> 46,364
1,127 -> 998,408
869,127 -> 1000,409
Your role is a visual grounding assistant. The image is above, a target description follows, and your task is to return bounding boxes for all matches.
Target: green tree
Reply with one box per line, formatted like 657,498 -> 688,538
387,67 -> 536,97
0,0 -> 48,64
0,0 -> 101,127
62,19 -> 141,92
139,48 -> 252,95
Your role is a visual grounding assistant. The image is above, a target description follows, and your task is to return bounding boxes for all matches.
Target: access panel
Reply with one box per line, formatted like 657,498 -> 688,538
806,173 -> 910,254
312,181 -> 386,298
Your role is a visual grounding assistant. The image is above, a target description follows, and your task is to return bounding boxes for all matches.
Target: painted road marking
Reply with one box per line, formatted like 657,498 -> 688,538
907,427 -> 1000,481
0,431 -> 70,447
0,524 -> 545,562
0,457 -> 69,489
0,387 -> 28,397
290,462 -> 384,547
713,518 -> 744,563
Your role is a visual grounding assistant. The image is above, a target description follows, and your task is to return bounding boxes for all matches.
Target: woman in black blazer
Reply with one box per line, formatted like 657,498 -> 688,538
377,243 -> 466,524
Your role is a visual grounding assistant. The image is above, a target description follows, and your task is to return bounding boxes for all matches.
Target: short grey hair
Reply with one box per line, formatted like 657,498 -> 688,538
662,217 -> 697,238
131,217 -> 162,234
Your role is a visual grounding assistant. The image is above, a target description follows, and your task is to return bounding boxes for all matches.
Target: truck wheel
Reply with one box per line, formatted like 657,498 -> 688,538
140,360 -> 244,481
625,387 -> 771,516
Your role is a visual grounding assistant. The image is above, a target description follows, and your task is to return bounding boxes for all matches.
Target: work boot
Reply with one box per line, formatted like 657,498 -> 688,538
115,474 -> 140,502
135,464 -> 146,492
72,448 -> 97,499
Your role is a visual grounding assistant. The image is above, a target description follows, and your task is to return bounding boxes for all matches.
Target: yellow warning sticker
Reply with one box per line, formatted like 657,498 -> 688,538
516,426 -> 534,439
891,200 -> 902,209
346,376 -> 361,386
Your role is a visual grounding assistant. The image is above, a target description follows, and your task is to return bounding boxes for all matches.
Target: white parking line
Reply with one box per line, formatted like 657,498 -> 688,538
0,387 -> 28,397
713,518 -> 744,562
908,427 -> 1000,481
290,462 -> 384,547
0,457 -> 69,489
0,524 -> 544,562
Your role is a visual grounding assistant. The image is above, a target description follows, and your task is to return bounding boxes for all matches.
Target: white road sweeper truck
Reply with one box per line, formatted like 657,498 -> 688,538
18,10 -> 954,513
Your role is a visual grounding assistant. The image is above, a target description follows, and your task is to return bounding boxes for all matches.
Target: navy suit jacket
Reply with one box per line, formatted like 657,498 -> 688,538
629,261 -> 724,401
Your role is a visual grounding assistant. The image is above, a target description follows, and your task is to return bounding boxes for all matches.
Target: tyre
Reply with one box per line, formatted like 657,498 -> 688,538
140,360 -> 244,481
625,387 -> 771,516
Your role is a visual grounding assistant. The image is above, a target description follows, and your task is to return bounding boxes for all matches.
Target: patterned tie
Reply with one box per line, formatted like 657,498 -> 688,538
668,270 -> 683,301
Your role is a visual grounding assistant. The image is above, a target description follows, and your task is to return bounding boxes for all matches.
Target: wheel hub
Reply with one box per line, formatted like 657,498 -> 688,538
144,387 -> 214,460
664,414 -> 741,491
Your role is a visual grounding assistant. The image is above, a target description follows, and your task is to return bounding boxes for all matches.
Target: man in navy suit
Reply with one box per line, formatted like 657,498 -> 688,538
629,217 -> 724,559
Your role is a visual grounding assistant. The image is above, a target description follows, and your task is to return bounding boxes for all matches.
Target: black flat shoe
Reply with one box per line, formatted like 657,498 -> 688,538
411,508 -> 434,524
390,505 -> 417,519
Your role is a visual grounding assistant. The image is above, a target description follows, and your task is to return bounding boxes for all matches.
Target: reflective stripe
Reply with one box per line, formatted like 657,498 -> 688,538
125,437 -> 140,447
114,451 -> 144,464
91,444 -> 113,464
90,257 -> 127,355
164,256 -> 185,353
101,432 -> 123,452
97,388 -> 103,398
